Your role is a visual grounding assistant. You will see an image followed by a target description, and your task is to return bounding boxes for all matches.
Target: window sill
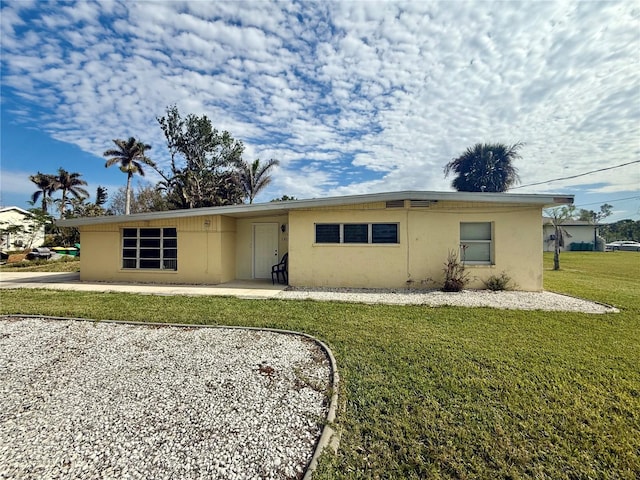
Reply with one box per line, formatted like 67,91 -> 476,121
312,243 -> 400,247
120,269 -> 178,273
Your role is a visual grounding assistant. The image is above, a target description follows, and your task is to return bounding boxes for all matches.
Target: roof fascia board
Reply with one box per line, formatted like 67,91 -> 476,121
0,206 -> 36,216
57,190 -> 574,227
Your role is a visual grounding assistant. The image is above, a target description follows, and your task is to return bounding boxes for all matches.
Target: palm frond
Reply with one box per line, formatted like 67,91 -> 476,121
445,142 -> 523,192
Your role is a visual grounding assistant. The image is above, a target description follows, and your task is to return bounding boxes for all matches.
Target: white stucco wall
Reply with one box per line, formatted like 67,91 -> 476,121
0,207 -> 46,250
542,223 -> 598,252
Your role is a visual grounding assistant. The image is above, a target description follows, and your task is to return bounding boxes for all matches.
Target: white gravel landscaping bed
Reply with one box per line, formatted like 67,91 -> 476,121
278,288 -> 618,313
0,317 -> 332,480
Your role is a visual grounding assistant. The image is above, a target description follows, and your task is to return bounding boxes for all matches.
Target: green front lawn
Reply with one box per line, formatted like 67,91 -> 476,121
0,252 -> 638,478
0,256 -> 80,272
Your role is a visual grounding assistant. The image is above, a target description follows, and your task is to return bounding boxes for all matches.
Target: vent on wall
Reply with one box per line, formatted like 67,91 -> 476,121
386,200 -> 405,208
410,200 -> 433,208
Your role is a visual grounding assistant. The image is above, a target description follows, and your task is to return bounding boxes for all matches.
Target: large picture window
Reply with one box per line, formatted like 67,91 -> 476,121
122,227 -> 177,270
460,222 -> 492,264
315,223 -> 399,244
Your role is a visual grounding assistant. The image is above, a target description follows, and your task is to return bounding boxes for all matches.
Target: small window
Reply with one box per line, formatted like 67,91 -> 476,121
344,224 -> 368,243
315,224 -> 340,243
460,222 -> 492,264
315,223 -> 399,244
121,227 -> 177,270
372,224 -> 398,244
140,228 -> 161,238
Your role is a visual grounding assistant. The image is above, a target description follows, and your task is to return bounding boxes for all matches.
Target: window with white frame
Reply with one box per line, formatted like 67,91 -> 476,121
315,223 -> 399,244
122,227 -> 177,270
460,222 -> 493,264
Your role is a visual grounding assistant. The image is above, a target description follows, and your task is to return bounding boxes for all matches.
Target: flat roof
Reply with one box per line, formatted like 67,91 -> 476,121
57,190 -> 574,227
542,217 -> 601,226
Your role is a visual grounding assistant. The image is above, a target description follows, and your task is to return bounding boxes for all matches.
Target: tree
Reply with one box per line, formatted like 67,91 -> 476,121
0,209 -> 52,250
95,186 -> 109,208
271,195 -> 298,202
69,186 -> 110,218
55,168 -> 89,218
49,188 -> 109,246
444,142 -> 523,192
108,185 -> 168,215
577,203 -> 613,223
545,205 -> 575,270
156,105 -> 245,209
239,158 -> 280,203
576,203 -> 613,249
29,172 -> 59,214
104,137 -> 155,215
0,223 -> 25,250
600,219 -> 640,242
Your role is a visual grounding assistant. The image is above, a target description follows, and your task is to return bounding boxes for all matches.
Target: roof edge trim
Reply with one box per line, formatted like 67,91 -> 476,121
57,190 -> 575,227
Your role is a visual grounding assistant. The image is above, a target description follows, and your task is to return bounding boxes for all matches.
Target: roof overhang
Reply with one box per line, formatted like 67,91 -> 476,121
0,206 -> 36,217
56,190 -> 575,227
542,217 -> 601,226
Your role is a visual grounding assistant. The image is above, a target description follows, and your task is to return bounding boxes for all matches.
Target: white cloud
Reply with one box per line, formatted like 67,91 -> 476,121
0,0 -> 638,204
0,170 -> 35,197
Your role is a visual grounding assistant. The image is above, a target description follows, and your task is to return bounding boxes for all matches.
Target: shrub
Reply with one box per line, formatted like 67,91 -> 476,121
484,272 -> 514,291
442,250 -> 469,292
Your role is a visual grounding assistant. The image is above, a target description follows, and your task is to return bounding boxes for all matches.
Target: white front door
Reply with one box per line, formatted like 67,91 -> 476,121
253,223 -> 279,279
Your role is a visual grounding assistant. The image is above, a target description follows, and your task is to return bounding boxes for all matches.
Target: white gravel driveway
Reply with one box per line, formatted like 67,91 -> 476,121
0,317 -> 332,480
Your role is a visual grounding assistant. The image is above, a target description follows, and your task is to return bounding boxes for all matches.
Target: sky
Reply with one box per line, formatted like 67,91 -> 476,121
1,0 -> 639,222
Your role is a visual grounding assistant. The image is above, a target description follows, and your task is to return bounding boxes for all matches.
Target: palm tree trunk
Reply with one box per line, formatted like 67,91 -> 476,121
553,225 -> 561,270
60,191 -> 67,219
125,173 -> 132,215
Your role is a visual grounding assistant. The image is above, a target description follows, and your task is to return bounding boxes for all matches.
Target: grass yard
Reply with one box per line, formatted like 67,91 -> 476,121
0,252 -> 638,478
0,256 -> 80,272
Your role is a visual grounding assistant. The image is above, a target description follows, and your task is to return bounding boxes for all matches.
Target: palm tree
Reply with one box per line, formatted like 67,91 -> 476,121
545,205 -> 575,270
239,158 -> 280,204
444,142 -> 523,192
95,186 -> 108,207
29,172 -> 59,213
104,137 -> 155,215
56,168 -> 89,218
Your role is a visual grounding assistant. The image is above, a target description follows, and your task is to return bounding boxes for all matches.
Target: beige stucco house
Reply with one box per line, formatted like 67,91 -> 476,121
57,191 -> 573,291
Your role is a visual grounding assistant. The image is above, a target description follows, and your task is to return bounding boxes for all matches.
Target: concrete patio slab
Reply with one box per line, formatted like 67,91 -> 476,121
0,272 -> 287,299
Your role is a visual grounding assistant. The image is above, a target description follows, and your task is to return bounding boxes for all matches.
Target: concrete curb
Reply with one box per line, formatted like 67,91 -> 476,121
0,315 -> 340,478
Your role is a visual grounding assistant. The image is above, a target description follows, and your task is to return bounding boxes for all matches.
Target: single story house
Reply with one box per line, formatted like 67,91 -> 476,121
0,206 -> 46,250
57,191 -> 573,291
542,217 -> 602,252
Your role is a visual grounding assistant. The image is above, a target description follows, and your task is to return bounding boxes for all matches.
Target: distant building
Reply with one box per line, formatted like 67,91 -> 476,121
0,206 -> 46,250
542,217 -> 602,252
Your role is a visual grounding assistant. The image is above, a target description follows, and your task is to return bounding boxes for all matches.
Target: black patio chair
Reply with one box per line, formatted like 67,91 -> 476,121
271,253 -> 288,285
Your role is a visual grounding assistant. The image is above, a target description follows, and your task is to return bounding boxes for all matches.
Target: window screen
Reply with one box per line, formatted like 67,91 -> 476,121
372,224 -> 398,243
122,227 -> 178,270
315,224 -> 340,243
460,222 -> 492,263
315,223 -> 399,244
344,224 -> 368,243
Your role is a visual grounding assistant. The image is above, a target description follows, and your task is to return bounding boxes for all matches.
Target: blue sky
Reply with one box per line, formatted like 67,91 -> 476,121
1,0 -> 638,222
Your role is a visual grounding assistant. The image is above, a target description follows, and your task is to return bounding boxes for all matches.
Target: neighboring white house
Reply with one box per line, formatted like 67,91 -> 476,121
0,207 -> 46,250
542,217 -> 603,252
